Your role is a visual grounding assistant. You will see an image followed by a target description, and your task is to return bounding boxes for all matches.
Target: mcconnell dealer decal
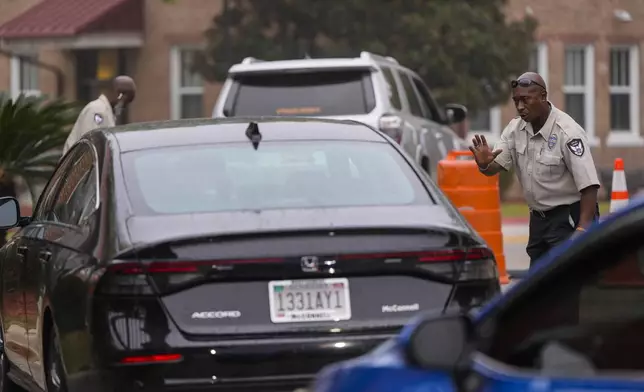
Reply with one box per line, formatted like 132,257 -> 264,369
381,303 -> 420,313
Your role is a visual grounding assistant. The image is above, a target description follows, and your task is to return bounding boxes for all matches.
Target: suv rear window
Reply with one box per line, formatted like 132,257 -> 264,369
227,70 -> 376,116
122,141 -> 432,215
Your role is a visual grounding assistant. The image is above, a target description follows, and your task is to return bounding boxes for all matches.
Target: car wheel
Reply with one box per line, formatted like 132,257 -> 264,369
45,328 -> 68,392
0,328 -> 19,392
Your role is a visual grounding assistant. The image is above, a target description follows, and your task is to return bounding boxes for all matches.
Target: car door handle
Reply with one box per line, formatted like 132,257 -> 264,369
39,250 -> 52,262
17,246 -> 28,258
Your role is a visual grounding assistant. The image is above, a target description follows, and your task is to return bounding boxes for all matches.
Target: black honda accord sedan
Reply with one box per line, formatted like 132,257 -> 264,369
0,117 -> 500,392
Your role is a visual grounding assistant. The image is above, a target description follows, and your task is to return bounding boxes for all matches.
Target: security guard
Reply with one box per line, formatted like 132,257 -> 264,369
63,75 -> 136,154
470,71 -> 600,267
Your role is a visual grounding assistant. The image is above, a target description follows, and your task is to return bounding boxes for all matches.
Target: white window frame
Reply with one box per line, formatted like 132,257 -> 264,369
562,44 -> 598,146
170,45 -> 205,120
535,42 -> 549,87
607,45 -> 643,146
10,53 -> 41,99
468,107 -> 501,143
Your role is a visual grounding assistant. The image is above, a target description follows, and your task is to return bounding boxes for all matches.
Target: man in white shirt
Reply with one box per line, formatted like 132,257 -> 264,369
470,72 -> 600,267
63,75 -> 136,154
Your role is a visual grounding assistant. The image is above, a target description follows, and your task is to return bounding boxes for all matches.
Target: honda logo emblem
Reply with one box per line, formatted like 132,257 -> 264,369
300,256 -> 319,272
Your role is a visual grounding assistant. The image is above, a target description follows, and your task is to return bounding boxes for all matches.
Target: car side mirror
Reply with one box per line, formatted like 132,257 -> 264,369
445,103 -> 468,124
405,312 -> 475,372
0,197 -> 20,229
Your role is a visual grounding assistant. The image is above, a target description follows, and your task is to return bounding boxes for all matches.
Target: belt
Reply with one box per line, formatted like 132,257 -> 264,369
529,203 -> 575,218
529,208 -> 551,218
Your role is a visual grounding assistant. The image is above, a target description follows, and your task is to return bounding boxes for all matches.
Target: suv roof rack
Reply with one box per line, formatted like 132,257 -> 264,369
241,57 -> 265,65
359,51 -> 399,64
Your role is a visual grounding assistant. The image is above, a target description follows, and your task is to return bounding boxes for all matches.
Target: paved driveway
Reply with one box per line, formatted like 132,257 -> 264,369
502,222 -> 529,291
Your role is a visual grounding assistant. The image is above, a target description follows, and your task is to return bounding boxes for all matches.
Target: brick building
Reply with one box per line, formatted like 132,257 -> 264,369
0,0 -> 223,123
476,0 -> 644,193
0,0 -> 643,188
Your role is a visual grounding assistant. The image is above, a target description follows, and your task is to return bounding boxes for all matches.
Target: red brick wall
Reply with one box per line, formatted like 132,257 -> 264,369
127,0 -> 224,122
0,0 -> 42,93
503,0 -> 644,171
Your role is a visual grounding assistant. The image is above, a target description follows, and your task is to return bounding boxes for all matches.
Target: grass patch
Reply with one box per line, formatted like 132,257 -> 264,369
501,201 -> 610,219
5,230 -> 15,241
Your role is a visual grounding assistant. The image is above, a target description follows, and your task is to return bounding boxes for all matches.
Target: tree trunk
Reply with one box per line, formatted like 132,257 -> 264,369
0,178 -> 16,248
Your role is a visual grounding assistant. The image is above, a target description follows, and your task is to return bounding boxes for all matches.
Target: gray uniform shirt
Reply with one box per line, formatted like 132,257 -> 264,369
63,94 -> 115,155
489,103 -> 600,211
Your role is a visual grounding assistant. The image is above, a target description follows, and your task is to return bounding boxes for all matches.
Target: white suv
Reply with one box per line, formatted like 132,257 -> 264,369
212,52 -> 469,179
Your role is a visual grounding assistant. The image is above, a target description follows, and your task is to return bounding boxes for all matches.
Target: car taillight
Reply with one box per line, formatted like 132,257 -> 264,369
378,114 -> 404,143
338,247 -> 498,281
96,257 -> 285,295
95,263 -> 156,295
418,247 -> 498,281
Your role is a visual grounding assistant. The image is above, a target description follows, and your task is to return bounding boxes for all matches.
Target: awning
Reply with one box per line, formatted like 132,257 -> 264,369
0,0 -> 144,50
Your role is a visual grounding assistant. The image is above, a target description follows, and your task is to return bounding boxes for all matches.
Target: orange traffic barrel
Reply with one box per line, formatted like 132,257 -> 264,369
437,150 -> 508,284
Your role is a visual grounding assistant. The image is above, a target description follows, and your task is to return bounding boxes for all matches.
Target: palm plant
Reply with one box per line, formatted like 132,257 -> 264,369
0,93 -> 79,245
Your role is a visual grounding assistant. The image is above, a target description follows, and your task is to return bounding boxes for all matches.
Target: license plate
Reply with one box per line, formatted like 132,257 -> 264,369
268,278 -> 351,323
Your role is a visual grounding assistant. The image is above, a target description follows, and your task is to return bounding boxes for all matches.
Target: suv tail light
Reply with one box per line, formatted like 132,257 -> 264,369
378,114 -> 404,143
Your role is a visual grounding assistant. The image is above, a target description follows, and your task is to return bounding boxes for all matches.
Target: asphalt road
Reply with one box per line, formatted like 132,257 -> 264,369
502,222 -> 530,272
501,223 -> 530,291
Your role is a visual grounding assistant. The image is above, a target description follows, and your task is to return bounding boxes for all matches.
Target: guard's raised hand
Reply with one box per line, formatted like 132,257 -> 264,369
469,134 -> 502,169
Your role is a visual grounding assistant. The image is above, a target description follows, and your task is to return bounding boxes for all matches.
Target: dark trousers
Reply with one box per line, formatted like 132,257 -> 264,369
527,201 -> 599,267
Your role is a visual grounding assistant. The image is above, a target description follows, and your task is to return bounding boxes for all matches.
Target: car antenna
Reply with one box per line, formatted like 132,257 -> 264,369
245,121 -> 262,150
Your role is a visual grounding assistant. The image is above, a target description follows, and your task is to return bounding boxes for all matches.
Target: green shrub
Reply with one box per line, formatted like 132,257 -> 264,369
0,93 -> 79,201
0,93 -> 78,247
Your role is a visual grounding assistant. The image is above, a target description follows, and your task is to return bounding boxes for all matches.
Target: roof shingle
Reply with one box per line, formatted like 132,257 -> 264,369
0,0 -> 143,39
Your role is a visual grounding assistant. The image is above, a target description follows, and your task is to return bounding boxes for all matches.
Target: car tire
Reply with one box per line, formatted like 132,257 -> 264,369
0,328 -> 19,392
45,328 -> 68,392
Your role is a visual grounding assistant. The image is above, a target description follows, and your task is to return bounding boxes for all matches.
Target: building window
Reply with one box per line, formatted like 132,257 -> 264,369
528,47 -> 539,74
609,46 -> 639,141
470,43 -> 547,141
469,109 -> 491,132
468,105 -> 501,145
10,54 -> 40,99
170,47 -> 204,120
529,42 -> 549,85
562,45 -> 596,143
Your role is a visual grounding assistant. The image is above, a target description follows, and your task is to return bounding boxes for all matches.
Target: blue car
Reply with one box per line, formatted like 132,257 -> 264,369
312,198 -> 644,392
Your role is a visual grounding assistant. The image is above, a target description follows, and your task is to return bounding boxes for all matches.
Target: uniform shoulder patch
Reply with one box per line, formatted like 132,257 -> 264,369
94,113 -> 104,125
566,138 -> 585,157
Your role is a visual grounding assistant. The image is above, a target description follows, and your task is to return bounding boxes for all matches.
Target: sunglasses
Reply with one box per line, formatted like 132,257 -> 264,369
511,78 -> 546,90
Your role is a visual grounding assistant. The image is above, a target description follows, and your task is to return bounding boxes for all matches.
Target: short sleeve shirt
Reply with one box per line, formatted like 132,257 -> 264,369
63,95 -> 115,154
491,103 -> 600,211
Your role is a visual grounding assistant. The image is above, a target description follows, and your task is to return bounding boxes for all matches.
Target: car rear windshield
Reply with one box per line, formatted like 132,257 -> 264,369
227,70 -> 376,116
122,141 -> 433,215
